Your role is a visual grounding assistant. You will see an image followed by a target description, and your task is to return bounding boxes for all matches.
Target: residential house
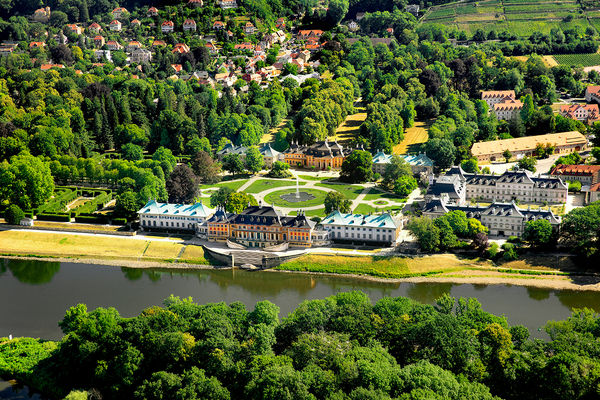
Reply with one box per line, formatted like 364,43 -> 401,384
471,131 -> 587,163
199,77 -> 216,88
109,20 -> 122,31
106,41 -> 123,50
29,41 -> 45,49
235,42 -> 253,50
242,73 -> 262,83
138,200 -> 214,232
112,7 -> 128,18
226,30 -> 235,40
161,20 -> 174,33
147,7 -> 159,16
244,22 -> 256,34
423,197 -> 560,237
213,21 -> 225,30
0,47 -> 14,57
292,58 -> 304,72
152,40 -> 166,48
127,40 -> 141,52
33,7 -> 51,22
371,151 -> 434,176
588,183 -> 600,203
585,85 -> 600,103
254,44 -> 265,56
298,29 -> 324,40
172,43 -> 190,53
216,142 -> 248,161
131,48 -> 152,63
283,139 -> 352,170
559,103 -> 600,125
66,24 -> 82,35
356,12 -> 366,20
205,42 -> 219,55
94,50 -> 112,61
41,64 -> 64,70
89,22 -> 102,33
131,19 -> 141,28
188,0 -> 204,6
348,20 -> 359,31
550,164 -> 600,186
214,71 -> 235,86
183,19 -> 197,31
218,0 -> 238,8
93,36 -> 105,47
298,50 -> 310,63
406,4 -> 419,16
481,90 -> 516,108
276,18 -> 285,29
322,211 -> 402,245
493,98 -> 523,121
386,27 -> 394,35
171,64 -> 183,74
275,30 -> 286,43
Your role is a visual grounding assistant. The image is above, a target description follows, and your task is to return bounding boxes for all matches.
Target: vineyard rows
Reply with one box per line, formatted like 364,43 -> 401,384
553,53 -> 600,67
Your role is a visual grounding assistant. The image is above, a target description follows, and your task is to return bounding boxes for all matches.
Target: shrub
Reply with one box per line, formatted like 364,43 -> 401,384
487,242 -> 499,258
37,213 -> 71,222
5,204 -> 25,225
568,180 -> 582,192
501,243 -> 519,261
507,236 -> 521,244
74,215 -> 108,224
112,218 -> 127,225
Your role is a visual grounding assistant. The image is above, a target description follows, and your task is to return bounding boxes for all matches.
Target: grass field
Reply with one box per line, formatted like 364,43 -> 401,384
141,241 -> 182,261
497,254 -> 578,271
353,204 -> 404,214
26,221 -> 122,232
288,208 -> 325,217
263,188 -> 328,207
393,120 -> 431,155
276,254 -> 491,278
552,53 -> 600,67
260,118 -> 290,144
315,183 -> 364,200
178,245 -> 217,265
332,104 -> 367,146
363,188 -> 405,202
244,179 -> 306,194
199,179 -> 249,192
298,175 -> 331,181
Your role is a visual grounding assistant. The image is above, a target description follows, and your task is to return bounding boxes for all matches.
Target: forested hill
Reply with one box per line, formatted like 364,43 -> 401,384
1,292 -> 600,400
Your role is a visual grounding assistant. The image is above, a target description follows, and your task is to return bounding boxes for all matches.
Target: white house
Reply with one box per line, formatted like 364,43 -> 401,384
161,20 -> 174,33
138,200 -> 215,231
321,211 -> 402,244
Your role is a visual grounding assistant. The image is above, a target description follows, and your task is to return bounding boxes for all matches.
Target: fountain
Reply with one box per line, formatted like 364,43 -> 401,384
295,176 -> 300,199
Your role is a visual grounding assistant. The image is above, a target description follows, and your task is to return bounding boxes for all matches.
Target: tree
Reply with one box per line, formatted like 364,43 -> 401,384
425,139 -> 456,170
121,143 -> 144,161
383,155 -> 412,189
503,149 -> 512,163
327,0 -> 349,26
222,154 -> 245,178
152,147 -> 177,176
210,187 -> 235,208
4,204 -> 24,225
190,151 -> 221,184
324,191 -> 352,214
226,192 -> 257,213
501,243 -> 519,261
166,164 -> 198,203
518,156 -> 537,173
560,202 -> 600,258
267,161 -> 293,178
407,217 -> 440,252
472,232 -> 489,253
50,44 -> 73,65
0,153 -> 55,209
340,150 -> 372,183
461,158 -> 479,173
522,219 -> 554,249
49,10 -> 68,26
393,175 -> 418,197
245,146 -> 265,174
115,190 -> 140,221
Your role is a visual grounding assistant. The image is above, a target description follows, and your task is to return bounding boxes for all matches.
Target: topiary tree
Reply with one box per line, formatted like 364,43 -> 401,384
5,204 -> 25,225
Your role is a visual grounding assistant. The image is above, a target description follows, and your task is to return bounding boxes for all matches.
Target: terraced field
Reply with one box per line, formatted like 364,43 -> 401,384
553,53 -> 600,67
421,0 -> 593,37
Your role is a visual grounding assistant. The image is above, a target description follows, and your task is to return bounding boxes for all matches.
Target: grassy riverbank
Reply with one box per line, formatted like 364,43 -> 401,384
0,230 -> 217,266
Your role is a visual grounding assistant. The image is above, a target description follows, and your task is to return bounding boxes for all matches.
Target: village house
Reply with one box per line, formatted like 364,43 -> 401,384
371,151 -> 434,176
426,166 -> 568,205
356,12 -> 366,20
481,90 -> 516,108
106,41 -> 123,50
66,24 -> 82,35
348,20 -> 359,31
276,18 -> 285,29
585,86 -> 600,103
93,36 -> 105,47
41,64 -> 64,70
0,47 -> 14,57
147,7 -> 159,16
161,20 -> 174,33
493,98 -> 523,121
29,41 -> 45,49
171,64 -> 183,74
471,131 -> 587,163
112,7 -> 128,18
406,4 -> 419,16
559,103 -> 600,125
109,20 -> 122,31
89,22 -> 102,33
423,197 -> 560,237
298,29 -> 324,41
218,0 -> 238,8
131,48 -> 152,63
183,19 -> 197,31
550,164 -> 600,186
226,30 -> 235,40
172,43 -> 190,53
127,41 -> 141,52
244,22 -> 256,34
213,21 -> 225,30
235,42 -> 253,50
131,19 -> 141,28
242,73 -> 262,83
321,211 -> 402,245
94,50 -> 112,61
188,0 -> 204,6
33,7 -> 51,22
386,27 -> 394,35
138,200 -> 214,232
152,40 -> 166,48
206,42 -> 219,55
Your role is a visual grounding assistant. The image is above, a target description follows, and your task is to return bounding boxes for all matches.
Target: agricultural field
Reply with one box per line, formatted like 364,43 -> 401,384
552,53 -> 600,67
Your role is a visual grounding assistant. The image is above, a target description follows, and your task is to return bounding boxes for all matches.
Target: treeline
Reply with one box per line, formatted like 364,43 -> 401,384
2,292 -> 600,400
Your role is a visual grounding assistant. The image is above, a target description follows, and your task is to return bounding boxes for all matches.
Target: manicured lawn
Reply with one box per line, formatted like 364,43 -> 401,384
179,245 -> 221,265
141,241 -> 182,261
25,221 -> 121,232
245,179 -> 306,194
298,175 -> 331,181
315,183 -> 364,200
353,204 -> 403,215
363,188 -> 405,201
263,188 -> 328,207
288,208 -> 325,217
199,179 -> 249,192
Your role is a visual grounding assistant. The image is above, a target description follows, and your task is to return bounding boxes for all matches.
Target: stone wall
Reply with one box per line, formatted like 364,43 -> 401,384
262,252 -> 305,269
0,224 -> 136,236
202,246 -> 234,266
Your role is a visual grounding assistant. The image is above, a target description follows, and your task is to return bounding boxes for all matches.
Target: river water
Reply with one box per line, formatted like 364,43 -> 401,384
1,258 -> 600,342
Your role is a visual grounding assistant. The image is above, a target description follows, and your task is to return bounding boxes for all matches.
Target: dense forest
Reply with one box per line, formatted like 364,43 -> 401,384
2,292 -> 600,400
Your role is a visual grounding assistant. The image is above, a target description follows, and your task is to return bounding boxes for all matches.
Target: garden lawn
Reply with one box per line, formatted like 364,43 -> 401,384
199,179 -> 249,191
353,204 -> 403,214
298,175 -> 331,181
288,208 -> 325,217
263,188 -> 328,207
315,183 -> 364,200
245,179 -> 306,194
363,188 -> 405,201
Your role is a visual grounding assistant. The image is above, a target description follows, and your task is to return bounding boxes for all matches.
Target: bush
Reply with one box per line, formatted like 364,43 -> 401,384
74,215 -> 108,224
568,180 -> 582,192
373,173 -> 381,182
487,242 -> 499,258
5,204 -> 25,225
501,243 -> 519,261
507,236 -> 521,244
112,218 -> 127,225
37,213 -> 71,222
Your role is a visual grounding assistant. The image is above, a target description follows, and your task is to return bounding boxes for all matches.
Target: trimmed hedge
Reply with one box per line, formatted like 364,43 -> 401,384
37,213 -> 72,222
112,218 -> 127,225
72,191 -> 112,215
74,215 -> 108,224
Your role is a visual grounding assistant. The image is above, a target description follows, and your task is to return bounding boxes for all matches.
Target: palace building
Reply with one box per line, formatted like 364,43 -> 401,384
138,200 -> 214,231
283,139 -> 353,170
321,211 -> 403,245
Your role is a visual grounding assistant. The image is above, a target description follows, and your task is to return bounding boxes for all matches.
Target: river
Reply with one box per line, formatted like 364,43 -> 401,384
2,258 -> 600,343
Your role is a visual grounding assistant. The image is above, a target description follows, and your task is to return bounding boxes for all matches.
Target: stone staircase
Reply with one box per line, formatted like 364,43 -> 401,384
229,251 -> 267,267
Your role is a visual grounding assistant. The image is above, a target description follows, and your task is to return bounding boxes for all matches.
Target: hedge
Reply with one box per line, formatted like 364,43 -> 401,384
112,218 -> 127,225
37,189 -> 78,214
37,213 -> 72,222
74,215 -> 108,224
72,192 -> 113,215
